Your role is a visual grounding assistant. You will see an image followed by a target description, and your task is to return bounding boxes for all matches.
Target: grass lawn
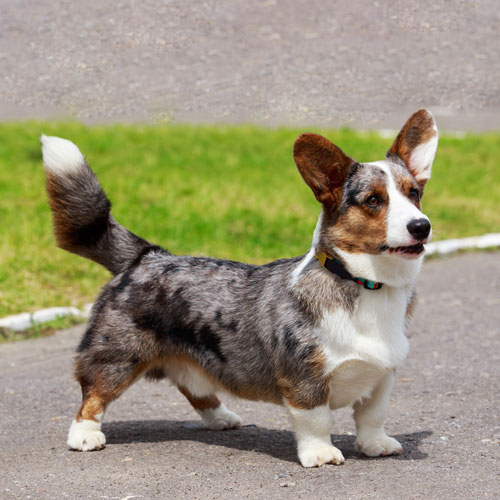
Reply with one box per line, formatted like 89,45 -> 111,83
1,122 -> 499,317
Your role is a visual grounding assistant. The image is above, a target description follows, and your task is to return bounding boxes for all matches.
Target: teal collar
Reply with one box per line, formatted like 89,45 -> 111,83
315,253 -> 383,290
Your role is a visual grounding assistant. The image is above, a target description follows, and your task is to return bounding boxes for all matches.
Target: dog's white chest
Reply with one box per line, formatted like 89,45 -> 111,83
328,360 -> 388,409
319,286 -> 410,407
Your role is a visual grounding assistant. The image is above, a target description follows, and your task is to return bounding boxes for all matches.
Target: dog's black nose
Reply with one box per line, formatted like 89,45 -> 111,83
407,218 -> 431,241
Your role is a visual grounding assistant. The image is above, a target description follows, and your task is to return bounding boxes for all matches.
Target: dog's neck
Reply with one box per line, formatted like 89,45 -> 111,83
332,248 -> 422,288
311,210 -> 423,289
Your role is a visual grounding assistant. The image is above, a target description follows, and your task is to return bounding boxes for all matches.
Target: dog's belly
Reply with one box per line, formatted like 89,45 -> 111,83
328,360 -> 388,410
161,354 -> 284,405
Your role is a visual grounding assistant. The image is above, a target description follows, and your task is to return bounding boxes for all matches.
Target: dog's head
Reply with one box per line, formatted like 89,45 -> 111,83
294,109 -> 438,262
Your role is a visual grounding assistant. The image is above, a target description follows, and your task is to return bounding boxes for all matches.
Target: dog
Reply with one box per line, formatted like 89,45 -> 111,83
41,109 -> 437,467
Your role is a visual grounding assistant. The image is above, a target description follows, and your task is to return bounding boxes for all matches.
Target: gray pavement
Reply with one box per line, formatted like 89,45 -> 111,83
1,252 -> 499,499
1,0 -> 500,131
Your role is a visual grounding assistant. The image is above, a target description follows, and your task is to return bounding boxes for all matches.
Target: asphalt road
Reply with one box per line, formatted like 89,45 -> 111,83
1,251 -> 499,499
1,0 -> 500,131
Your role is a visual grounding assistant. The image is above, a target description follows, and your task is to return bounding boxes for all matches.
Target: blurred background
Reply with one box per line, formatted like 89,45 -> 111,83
1,0 -> 499,318
1,0 -> 499,129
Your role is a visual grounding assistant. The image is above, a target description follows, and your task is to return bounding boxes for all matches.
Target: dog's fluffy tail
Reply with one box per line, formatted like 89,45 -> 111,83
41,135 -> 153,276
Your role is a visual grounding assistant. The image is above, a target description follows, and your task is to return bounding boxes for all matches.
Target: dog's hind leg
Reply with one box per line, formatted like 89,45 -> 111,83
67,356 -> 148,451
170,362 -> 241,430
67,382 -> 108,451
177,385 -> 242,430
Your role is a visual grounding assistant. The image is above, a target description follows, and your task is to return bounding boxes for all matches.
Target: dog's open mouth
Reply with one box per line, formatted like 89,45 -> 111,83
388,243 -> 425,257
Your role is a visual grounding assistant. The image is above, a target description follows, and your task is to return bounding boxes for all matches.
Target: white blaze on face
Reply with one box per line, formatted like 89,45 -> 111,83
372,161 -> 431,248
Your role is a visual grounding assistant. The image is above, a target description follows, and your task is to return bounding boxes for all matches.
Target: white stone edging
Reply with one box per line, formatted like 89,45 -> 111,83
1,234 -> 499,332
0,304 -> 93,332
424,233 -> 500,257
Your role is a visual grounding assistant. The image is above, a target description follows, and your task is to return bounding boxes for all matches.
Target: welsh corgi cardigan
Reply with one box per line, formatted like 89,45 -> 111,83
41,109 -> 437,467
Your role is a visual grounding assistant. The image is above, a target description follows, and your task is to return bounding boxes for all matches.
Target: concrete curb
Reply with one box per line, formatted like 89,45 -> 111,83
0,304 -> 92,332
1,234 -> 499,332
424,233 -> 500,257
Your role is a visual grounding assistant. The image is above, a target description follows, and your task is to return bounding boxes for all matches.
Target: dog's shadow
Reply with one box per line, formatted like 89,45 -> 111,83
104,420 -> 431,464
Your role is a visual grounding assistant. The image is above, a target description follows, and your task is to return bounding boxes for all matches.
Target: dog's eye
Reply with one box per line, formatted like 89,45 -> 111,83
409,188 -> 420,201
365,194 -> 380,208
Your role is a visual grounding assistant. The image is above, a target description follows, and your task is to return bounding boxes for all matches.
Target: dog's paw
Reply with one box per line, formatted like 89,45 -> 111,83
67,419 -> 106,451
298,444 -> 345,468
198,403 -> 242,431
355,434 -> 402,457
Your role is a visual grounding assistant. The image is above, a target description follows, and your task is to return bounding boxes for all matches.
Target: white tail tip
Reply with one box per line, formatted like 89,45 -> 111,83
41,135 -> 85,175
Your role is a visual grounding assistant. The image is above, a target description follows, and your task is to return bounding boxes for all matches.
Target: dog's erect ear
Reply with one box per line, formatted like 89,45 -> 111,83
387,109 -> 438,189
293,133 -> 353,209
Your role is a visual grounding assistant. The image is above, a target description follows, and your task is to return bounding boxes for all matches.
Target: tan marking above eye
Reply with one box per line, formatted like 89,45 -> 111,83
394,174 -> 420,201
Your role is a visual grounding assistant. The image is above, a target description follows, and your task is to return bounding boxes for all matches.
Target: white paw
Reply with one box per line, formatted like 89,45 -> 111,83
198,403 -> 242,430
298,444 -> 345,468
355,434 -> 402,457
67,419 -> 106,451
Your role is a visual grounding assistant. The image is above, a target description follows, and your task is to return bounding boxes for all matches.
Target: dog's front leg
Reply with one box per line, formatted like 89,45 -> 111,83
353,371 -> 403,457
286,402 -> 344,467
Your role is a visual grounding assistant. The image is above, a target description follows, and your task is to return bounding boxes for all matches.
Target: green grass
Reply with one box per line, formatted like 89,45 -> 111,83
1,122 -> 499,318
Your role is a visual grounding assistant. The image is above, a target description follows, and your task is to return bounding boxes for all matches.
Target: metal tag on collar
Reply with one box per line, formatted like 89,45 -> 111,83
356,278 -> 382,290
